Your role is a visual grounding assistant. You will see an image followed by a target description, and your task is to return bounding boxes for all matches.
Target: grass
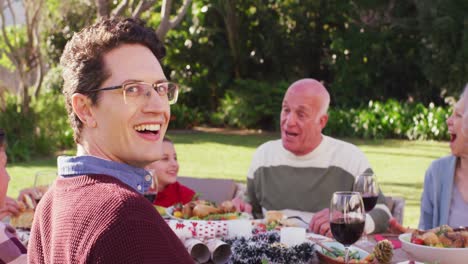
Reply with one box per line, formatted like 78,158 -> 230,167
6,129 -> 450,228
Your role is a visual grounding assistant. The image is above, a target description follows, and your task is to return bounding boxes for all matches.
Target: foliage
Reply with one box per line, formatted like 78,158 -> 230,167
212,79 -> 287,130
0,91 -> 73,162
414,0 -> 468,95
33,92 -> 74,150
325,100 -> 451,140
42,0 -> 96,67
169,103 -> 204,129
0,93 -> 38,162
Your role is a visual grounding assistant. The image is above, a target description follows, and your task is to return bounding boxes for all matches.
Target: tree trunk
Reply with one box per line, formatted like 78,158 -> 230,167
220,0 -> 241,78
156,0 -> 191,41
95,0 -> 110,18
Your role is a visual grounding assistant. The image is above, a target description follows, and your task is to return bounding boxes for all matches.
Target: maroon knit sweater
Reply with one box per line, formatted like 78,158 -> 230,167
28,174 -> 193,263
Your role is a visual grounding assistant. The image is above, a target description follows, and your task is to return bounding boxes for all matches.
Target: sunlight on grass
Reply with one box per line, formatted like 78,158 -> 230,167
6,131 -> 449,228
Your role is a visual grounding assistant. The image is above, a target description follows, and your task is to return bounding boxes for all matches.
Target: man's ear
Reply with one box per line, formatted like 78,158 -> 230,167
71,93 -> 96,128
319,114 -> 329,130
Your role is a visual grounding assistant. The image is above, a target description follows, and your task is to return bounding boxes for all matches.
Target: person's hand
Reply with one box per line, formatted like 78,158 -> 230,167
309,208 -> 332,237
231,197 -> 252,213
17,187 -> 41,209
0,196 -> 21,220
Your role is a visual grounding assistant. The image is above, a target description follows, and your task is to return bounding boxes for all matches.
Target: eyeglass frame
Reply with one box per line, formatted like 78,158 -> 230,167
86,80 -> 179,105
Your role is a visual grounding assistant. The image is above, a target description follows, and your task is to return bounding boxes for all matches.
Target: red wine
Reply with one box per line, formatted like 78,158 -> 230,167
143,193 -> 157,203
330,218 -> 365,246
362,195 -> 378,212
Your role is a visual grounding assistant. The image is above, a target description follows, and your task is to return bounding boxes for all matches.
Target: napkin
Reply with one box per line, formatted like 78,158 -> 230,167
165,220 -> 228,241
374,234 -> 402,249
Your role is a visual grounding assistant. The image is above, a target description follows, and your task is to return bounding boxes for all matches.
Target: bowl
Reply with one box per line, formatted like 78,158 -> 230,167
315,241 -> 369,264
399,233 -> 468,264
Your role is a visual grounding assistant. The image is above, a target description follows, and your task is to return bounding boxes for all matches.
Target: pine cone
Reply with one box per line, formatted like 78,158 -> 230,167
373,239 -> 393,264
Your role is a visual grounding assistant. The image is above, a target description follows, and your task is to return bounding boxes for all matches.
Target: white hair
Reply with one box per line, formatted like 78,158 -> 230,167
318,96 -> 330,117
463,83 -> 468,135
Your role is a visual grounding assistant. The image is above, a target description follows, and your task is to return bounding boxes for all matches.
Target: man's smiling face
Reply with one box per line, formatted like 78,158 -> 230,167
280,80 -> 329,156
80,44 -> 170,167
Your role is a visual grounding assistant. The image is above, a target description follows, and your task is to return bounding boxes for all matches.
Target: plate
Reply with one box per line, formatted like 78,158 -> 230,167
399,233 -> 468,264
315,241 -> 369,264
166,206 -> 250,221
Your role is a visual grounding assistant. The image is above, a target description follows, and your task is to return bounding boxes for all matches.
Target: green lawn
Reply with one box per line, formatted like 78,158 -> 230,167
6,129 -> 449,228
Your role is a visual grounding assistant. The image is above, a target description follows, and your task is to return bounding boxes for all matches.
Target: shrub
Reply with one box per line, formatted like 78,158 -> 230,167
325,100 -> 450,140
168,103 -> 204,129
33,91 -> 74,150
0,89 -> 73,162
213,79 -> 288,130
0,93 -> 38,162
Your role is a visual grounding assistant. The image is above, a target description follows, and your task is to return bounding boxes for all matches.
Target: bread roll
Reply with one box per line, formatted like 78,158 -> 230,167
265,211 -> 284,224
10,209 -> 34,229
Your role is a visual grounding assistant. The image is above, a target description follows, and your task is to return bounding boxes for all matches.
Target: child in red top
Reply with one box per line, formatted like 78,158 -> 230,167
147,137 -> 195,207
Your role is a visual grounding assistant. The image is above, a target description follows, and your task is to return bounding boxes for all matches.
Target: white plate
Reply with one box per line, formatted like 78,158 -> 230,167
399,233 -> 468,264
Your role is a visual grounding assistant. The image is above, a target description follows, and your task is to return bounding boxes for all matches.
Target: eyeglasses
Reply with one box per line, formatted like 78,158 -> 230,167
89,81 -> 179,105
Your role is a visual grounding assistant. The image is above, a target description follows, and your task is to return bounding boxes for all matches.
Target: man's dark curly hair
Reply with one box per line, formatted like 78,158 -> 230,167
61,17 -> 166,143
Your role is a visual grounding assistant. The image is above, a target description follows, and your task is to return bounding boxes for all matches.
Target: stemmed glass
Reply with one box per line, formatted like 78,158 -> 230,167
354,172 -> 380,212
329,191 -> 366,264
143,169 -> 158,203
33,171 -> 57,204
33,171 -> 57,188
353,172 -> 380,241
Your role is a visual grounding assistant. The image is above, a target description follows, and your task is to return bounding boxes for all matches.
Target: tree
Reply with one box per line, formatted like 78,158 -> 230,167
0,0 -> 45,113
94,0 -> 192,41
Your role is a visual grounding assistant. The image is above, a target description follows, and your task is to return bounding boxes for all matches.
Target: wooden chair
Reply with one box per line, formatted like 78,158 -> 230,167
385,196 -> 406,224
177,176 -> 238,205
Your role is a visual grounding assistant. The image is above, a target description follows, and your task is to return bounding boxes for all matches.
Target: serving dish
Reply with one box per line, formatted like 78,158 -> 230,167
166,206 -> 250,221
399,233 -> 468,264
315,241 -> 369,264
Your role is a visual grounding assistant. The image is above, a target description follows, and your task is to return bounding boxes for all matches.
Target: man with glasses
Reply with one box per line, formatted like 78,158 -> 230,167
28,18 -> 192,263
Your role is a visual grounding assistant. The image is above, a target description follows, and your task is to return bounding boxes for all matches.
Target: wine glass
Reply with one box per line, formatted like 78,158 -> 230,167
329,191 -> 366,264
353,172 -> 380,212
353,172 -> 380,241
32,171 -> 57,204
143,169 -> 158,203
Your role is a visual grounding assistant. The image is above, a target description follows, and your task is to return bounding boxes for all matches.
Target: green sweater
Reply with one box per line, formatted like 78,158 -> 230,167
247,136 -> 391,234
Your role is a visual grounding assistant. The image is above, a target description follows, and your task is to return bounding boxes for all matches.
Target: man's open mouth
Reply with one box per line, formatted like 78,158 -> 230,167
285,131 -> 298,137
450,133 -> 457,143
134,124 -> 161,135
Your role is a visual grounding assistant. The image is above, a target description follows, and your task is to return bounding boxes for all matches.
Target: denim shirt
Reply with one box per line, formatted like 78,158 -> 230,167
57,155 -> 153,194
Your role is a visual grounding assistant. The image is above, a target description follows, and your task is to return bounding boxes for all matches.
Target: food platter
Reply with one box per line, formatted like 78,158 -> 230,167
165,205 -> 250,221
315,241 -> 370,264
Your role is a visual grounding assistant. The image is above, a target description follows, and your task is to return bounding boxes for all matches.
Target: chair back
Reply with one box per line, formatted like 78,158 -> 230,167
177,176 -> 238,205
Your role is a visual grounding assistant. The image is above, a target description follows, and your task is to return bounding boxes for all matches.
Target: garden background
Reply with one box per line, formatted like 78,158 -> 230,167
1,0 -> 467,228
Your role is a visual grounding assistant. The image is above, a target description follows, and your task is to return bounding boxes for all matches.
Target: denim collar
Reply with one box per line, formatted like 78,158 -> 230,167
57,155 -> 153,194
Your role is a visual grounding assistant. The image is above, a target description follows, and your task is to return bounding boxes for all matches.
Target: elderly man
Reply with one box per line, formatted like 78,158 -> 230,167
241,79 -> 391,236
28,18 -> 192,263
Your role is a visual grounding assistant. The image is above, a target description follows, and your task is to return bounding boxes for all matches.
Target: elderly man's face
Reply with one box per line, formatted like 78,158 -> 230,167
0,147 -> 9,207
280,86 -> 327,156
81,44 -> 170,167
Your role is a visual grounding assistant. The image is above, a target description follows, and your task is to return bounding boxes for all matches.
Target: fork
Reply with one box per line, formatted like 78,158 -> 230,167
286,215 -> 309,226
